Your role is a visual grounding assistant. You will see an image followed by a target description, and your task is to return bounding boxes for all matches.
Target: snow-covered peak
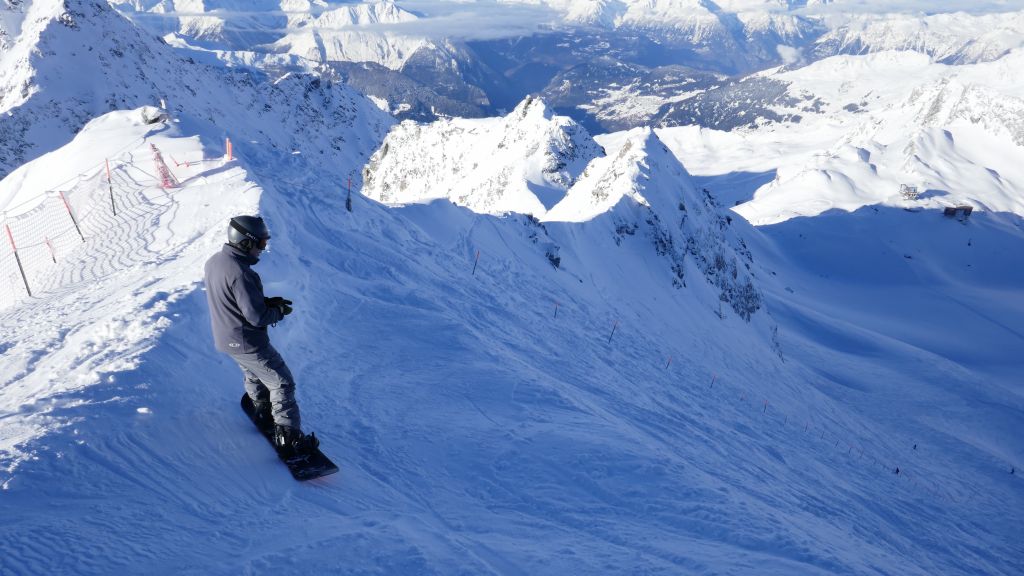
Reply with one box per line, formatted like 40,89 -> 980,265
108,0 -> 431,70
362,96 -> 604,215
317,1 -> 417,27
265,1 -> 428,68
546,127 -> 695,222
813,10 -> 1024,64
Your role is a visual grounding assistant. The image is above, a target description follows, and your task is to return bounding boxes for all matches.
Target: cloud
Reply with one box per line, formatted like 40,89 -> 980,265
346,1 -> 566,41
776,44 -> 804,66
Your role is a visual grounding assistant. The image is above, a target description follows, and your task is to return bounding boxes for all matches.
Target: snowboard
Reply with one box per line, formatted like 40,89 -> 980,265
240,394 -> 339,481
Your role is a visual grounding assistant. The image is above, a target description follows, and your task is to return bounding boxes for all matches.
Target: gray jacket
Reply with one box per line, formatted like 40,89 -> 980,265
204,244 -> 284,354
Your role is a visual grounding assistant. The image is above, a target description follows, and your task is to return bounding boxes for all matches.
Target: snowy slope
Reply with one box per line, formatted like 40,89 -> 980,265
0,108 -> 261,463
660,50 -> 1024,225
0,2 -> 1022,575
2,101 -> 1021,574
0,0 -> 393,181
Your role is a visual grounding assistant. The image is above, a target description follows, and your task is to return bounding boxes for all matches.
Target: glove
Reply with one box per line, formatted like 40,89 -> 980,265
265,296 -> 293,316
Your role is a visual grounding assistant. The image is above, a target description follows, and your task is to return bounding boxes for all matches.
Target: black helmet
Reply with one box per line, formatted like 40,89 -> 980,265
228,215 -> 270,251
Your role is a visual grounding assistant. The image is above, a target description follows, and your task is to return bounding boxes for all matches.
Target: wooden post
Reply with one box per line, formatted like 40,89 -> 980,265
472,250 -> 480,275
346,176 -> 353,212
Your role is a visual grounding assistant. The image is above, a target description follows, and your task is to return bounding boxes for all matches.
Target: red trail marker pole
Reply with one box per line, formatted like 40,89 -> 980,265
106,159 -> 116,216
45,237 -> 56,263
6,224 -> 31,297
665,355 -> 672,369
59,191 -> 85,243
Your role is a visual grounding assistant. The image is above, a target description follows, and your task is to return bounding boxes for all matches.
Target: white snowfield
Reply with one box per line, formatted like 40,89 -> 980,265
0,2 -> 1022,575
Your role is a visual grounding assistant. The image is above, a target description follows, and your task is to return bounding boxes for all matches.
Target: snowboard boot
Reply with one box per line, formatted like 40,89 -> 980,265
251,399 -> 273,429
274,425 -> 319,457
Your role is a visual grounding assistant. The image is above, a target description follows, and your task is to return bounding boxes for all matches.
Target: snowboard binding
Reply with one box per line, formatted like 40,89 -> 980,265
274,425 -> 320,458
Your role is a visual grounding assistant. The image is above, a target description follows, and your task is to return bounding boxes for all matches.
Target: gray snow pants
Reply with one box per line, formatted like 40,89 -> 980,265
227,344 -> 301,429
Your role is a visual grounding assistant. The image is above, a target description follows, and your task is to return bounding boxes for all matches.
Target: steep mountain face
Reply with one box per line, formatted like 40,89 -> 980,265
266,1 -> 427,69
0,0 -> 392,181
364,100 -> 768,323
398,39 -> 503,109
363,97 -> 603,215
547,127 -> 765,321
0,1 -> 23,53
325,60 -> 488,121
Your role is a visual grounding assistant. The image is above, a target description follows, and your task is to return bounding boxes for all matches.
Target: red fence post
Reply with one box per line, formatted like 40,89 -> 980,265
106,159 -> 116,216
5,224 -> 31,297
151,144 -> 179,189
45,237 -> 56,263
59,191 -> 86,242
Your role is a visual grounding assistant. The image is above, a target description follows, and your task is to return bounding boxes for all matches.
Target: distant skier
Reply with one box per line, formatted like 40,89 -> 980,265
204,215 -> 319,455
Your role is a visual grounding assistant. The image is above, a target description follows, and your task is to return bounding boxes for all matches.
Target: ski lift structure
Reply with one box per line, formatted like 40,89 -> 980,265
943,204 -> 973,221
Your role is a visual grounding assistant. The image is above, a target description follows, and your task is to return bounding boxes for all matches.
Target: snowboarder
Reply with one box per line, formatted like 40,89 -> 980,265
204,215 -> 319,456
